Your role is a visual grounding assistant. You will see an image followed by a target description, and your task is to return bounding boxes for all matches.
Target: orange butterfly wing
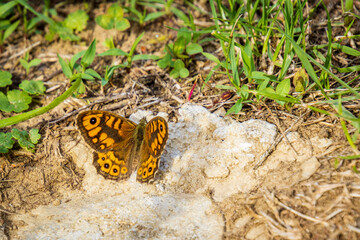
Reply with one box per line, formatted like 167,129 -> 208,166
77,110 -> 137,180
136,117 -> 168,183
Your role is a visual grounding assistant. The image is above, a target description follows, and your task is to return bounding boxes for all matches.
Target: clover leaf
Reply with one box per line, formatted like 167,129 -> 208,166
157,53 -> 172,69
96,4 -> 130,31
29,128 -> 41,144
11,128 -> 35,152
170,59 -> 189,79
0,91 -> 13,112
0,132 -> 14,153
19,80 -> 46,95
63,10 -> 89,32
7,90 -> 32,112
0,70 -> 12,87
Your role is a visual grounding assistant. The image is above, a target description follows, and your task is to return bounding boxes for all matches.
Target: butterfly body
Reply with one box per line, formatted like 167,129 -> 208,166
77,110 -> 168,183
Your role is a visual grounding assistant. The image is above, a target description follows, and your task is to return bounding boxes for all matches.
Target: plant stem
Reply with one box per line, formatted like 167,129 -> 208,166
0,78 -> 81,128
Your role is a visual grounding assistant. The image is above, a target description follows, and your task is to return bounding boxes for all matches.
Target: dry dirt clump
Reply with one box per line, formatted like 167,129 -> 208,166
0,1 -> 359,240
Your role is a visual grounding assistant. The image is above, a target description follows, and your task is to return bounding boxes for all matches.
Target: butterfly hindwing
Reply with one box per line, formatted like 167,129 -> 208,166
93,147 -> 135,181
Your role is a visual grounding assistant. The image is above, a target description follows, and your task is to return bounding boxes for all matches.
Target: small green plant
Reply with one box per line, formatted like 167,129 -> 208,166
98,32 -> 159,85
157,27 -> 203,79
125,5 -> 166,26
20,6 -> 42,37
95,3 -> 130,31
46,9 -> 89,41
0,70 -> 45,113
103,37 -> 115,49
0,128 -> 41,153
19,52 -> 42,75
57,39 -> 101,95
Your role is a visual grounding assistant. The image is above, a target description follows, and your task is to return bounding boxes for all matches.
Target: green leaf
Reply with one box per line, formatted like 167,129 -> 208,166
256,88 -> 300,104
70,50 -> 86,70
186,43 -> 203,55
129,32 -> 145,59
0,91 -> 13,112
29,128 -> 41,144
169,69 -> 179,78
173,59 -> 185,70
276,78 -> 291,96
293,69 -> 308,92
28,58 -> 41,68
202,52 -> 221,65
132,54 -> 159,61
19,59 -> 30,72
76,80 -> 86,95
177,27 -> 191,45
7,90 -> 32,112
173,36 -> 186,56
226,99 -> 243,115
81,39 -> 96,68
63,10 -> 89,32
0,1 -> 17,18
103,37 -> 115,49
115,18 -> 130,31
85,69 -> 101,79
48,22 -> 80,41
179,68 -> 189,78
0,132 -> 14,153
57,54 -> 72,79
81,73 -> 95,80
0,70 -> 12,87
95,15 -> 113,30
98,48 -> 128,57
240,84 -> 249,99
108,3 -> 123,20
171,7 -> 190,26
143,11 -> 166,22
3,19 -> 20,41
19,80 -> 46,95
95,4 -> 126,30
27,16 -> 41,31
11,128 -> 35,151
0,20 -> 11,30
157,53 -> 172,69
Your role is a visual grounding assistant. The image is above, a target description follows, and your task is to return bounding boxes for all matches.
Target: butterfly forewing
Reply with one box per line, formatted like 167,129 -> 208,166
77,110 -> 138,181
136,117 -> 168,183
77,110 -> 137,152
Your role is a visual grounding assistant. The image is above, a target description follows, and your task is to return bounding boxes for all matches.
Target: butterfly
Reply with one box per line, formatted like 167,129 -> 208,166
76,110 -> 168,183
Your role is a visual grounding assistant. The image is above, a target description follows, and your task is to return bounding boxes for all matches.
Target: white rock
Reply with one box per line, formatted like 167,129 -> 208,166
234,215 -> 252,229
301,156 -> 320,180
10,104 -> 328,239
246,224 -> 268,240
12,192 -> 223,240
